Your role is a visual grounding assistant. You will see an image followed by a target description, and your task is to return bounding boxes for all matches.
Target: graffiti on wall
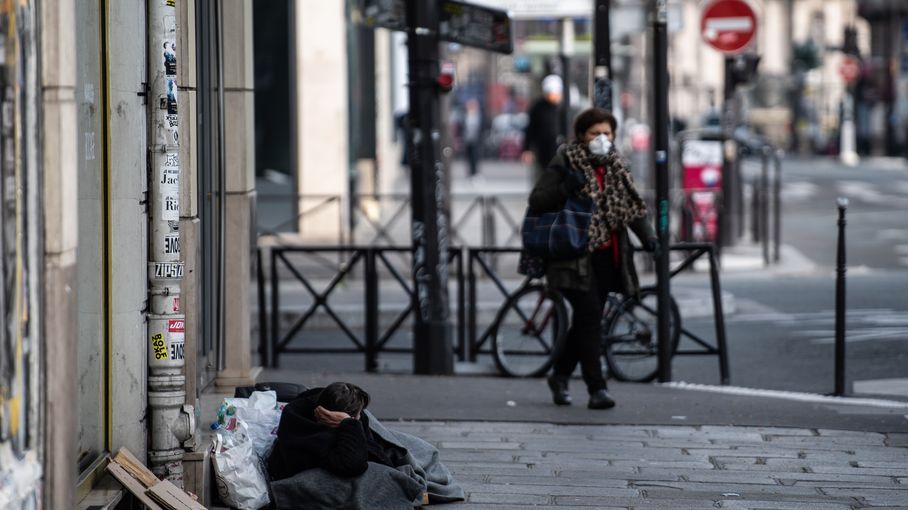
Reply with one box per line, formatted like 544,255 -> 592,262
0,0 -> 33,465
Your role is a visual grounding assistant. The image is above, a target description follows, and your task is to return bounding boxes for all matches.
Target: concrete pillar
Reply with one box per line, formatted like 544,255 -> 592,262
108,0 -> 150,458
216,0 -> 258,388
294,0 -> 349,242
40,0 -> 78,507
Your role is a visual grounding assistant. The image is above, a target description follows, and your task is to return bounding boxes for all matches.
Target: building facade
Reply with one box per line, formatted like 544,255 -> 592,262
0,0 -> 257,506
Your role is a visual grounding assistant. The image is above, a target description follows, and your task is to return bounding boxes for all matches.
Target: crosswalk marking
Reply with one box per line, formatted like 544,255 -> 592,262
729,309 -> 908,344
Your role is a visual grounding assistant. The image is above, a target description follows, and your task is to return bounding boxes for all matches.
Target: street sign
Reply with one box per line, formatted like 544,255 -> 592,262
439,0 -> 513,54
357,0 -> 407,31
467,0 -> 591,19
701,0 -> 757,54
355,0 -> 513,54
839,56 -> 860,83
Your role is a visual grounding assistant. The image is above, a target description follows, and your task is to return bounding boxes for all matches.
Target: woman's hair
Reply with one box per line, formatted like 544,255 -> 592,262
573,108 -> 618,141
316,382 -> 371,416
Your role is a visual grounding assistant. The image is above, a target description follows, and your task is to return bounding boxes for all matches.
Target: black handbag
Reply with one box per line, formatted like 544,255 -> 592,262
521,197 -> 593,259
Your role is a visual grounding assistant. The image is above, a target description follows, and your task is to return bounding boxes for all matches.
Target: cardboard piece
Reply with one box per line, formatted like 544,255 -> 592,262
106,447 -> 207,510
147,480 -> 207,510
106,463 -> 164,510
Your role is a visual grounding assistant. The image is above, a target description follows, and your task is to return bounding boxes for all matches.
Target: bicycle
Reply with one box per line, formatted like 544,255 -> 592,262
490,280 -> 681,382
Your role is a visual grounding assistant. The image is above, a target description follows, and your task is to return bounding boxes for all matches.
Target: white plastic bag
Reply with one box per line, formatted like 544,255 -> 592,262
224,390 -> 282,459
211,423 -> 270,510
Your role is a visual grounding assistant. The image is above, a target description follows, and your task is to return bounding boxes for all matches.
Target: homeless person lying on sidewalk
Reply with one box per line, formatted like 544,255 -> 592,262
267,382 -> 465,509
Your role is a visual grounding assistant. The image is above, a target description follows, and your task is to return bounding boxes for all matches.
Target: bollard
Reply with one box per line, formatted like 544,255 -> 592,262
834,197 -> 848,396
773,149 -> 783,262
760,146 -> 770,266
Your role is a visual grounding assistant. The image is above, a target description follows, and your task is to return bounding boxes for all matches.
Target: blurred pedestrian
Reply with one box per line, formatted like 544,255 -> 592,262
528,108 -> 657,410
522,74 -> 564,186
460,98 -> 484,179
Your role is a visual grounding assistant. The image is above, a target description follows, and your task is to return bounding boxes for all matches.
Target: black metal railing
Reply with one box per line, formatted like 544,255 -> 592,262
259,245 -> 465,371
258,242 -> 729,383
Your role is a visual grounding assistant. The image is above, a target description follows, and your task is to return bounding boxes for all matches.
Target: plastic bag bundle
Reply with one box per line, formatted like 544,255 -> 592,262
211,422 -> 270,510
223,390 -> 282,459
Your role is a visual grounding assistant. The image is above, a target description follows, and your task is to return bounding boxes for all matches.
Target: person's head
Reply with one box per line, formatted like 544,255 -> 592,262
465,97 -> 480,111
316,382 -> 370,419
573,108 -> 618,144
541,74 -> 563,104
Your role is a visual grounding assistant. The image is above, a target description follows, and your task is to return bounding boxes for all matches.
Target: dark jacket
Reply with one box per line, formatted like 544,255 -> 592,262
523,98 -> 561,167
267,388 -> 406,481
528,147 -> 655,296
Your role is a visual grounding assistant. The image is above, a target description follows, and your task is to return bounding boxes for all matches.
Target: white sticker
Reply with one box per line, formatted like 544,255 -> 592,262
154,262 -> 184,279
164,234 -> 180,255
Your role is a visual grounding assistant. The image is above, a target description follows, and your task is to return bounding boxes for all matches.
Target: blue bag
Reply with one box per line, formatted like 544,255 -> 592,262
521,197 -> 593,259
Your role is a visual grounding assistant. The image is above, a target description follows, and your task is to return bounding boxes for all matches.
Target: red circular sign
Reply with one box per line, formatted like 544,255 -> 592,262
839,56 -> 860,83
701,0 -> 757,54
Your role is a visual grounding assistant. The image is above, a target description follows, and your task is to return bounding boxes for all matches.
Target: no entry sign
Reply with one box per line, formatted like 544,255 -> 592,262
701,0 -> 757,54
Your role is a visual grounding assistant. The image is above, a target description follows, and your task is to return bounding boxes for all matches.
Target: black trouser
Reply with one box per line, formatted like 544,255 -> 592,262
553,250 -> 621,394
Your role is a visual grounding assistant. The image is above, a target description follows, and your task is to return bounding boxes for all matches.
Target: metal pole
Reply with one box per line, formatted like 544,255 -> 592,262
146,0 -> 194,484
773,149 -> 782,262
653,0 -> 672,382
761,146 -> 770,266
365,249 -> 378,372
834,198 -> 848,396
406,0 -> 454,374
560,18 -> 574,139
593,0 -> 612,111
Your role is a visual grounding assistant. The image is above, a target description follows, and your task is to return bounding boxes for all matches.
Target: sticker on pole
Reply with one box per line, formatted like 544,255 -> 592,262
168,319 -> 185,361
701,0 -> 757,54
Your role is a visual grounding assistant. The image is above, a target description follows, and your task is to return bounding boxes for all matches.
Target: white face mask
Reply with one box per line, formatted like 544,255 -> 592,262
588,134 -> 612,156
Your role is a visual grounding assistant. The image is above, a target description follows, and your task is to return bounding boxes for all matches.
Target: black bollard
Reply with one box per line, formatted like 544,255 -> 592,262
834,197 -> 848,396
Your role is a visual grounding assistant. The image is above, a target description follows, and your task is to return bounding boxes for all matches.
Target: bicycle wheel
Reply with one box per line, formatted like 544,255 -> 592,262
492,284 -> 568,377
602,289 -> 681,382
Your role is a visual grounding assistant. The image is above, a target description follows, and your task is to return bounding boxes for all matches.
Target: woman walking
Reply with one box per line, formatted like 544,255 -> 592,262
528,108 -> 656,409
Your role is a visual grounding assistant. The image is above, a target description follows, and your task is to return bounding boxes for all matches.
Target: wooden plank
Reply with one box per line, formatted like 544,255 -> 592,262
146,480 -> 207,510
112,447 -> 160,488
106,462 -> 165,510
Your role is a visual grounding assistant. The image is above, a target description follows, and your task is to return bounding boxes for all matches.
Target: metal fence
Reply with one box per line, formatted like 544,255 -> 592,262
257,242 -> 729,383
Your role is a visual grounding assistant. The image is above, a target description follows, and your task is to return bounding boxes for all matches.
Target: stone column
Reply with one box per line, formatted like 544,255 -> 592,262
41,0 -> 78,507
216,0 -> 258,388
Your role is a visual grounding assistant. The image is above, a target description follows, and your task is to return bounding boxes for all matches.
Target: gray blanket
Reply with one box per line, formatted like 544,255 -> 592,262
270,411 -> 464,509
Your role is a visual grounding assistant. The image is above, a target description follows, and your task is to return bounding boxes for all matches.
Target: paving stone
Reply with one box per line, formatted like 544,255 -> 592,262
767,434 -> 886,447
821,488 -> 908,506
437,440 -> 524,449
462,482 -> 638,498
552,495 -> 720,509
773,471 -> 900,485
719,499 -> 855,509
687,447 -> 802,458
485,474 -> 629,489
884,433 -> 908,447
467,491 -> 551,505
633,480 -> 822,497
681,470 -> 779,484
816,429 -> 887,439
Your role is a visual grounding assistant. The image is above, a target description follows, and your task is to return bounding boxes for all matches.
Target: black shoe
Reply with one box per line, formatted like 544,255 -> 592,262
546,375 -> 572,406
587,389 -> 616,409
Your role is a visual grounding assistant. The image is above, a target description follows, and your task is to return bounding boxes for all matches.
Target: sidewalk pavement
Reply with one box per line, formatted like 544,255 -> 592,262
240,161 -> 908,508
203,368 -> 908,509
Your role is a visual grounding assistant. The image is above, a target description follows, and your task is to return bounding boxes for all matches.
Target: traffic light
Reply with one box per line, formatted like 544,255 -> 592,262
843,26 -> 859,56
729,54 -> 761,86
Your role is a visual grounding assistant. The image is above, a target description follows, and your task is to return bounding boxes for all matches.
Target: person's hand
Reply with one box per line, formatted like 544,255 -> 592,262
520,151 -> 535,165
314,406 -> 353,428
643,236 -> 660,256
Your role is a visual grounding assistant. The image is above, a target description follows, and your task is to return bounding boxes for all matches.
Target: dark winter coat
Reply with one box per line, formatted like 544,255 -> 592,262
523,98 -> 562,167
267,388 -> 406,481
528,147 -> 655,297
